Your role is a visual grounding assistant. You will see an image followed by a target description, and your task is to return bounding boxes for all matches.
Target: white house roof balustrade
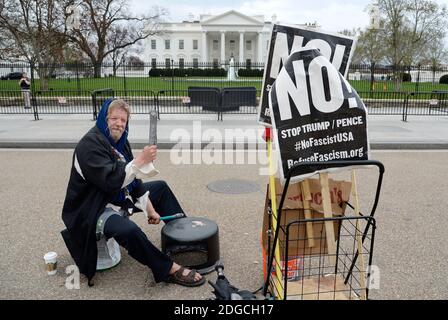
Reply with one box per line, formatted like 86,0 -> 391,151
145,10 -> 274,65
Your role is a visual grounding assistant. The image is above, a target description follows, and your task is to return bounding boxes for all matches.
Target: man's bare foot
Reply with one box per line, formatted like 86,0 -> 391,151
170,262 -> 202,282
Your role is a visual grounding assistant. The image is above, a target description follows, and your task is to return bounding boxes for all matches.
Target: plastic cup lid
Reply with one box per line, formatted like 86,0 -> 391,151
44,251 -> 57,261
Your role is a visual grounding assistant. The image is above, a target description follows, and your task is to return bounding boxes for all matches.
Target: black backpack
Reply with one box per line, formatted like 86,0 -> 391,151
208,264 -> 257,300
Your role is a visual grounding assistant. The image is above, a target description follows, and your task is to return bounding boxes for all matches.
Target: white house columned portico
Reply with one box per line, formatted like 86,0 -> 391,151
145,10 -> 274,67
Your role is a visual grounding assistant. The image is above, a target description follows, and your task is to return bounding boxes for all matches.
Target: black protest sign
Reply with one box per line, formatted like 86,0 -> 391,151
259,24 -> 356,126
269,48 -> 369,183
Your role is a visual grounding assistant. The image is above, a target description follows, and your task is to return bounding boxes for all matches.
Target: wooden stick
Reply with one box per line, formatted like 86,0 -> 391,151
267,136 -> 284,299
319,173 -> 337,265
351,170 -> 367,300
299,180 -> 315,248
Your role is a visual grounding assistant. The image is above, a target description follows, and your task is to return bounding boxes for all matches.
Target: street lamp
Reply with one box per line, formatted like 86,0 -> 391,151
368,1 -> 383,95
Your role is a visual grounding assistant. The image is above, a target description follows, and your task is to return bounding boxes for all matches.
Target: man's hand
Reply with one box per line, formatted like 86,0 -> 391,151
134,145 -> 157,168
146,198 -> 160,224
147,210 -> 160,225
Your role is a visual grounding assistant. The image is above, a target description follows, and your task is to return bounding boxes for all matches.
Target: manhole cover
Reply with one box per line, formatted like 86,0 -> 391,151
207,179 -> 260,194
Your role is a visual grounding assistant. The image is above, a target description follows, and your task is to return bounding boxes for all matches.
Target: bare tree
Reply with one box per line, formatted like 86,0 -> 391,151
353,28 -> 387,65
420,37 -> 448,84
127,55 -> 144,71
106,24 -> 144,76
403,0 -> 447,66
377,0 -> 447,89
378,0 -> 407,65
63,0 -> 166,77
354,28 -> 389,91
0,26 -> 14,61
0,0 -> 67,88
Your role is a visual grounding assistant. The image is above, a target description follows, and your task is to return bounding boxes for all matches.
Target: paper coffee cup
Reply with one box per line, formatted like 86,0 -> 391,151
44,251 -> 58,275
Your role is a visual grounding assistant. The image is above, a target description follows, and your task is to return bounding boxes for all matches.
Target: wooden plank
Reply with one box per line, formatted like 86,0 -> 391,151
298,180 -> 315,248
286,274 -> 360,300
351,170 -> 367,300
267,137 -> 284,299
319,173 -> 337,265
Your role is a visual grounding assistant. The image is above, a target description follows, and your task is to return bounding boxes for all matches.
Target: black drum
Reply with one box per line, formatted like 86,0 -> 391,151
161,217 -> 220,275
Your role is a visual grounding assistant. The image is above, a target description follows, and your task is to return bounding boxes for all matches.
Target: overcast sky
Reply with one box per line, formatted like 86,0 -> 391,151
129,0 -> 447,34
129,0 -> 373,32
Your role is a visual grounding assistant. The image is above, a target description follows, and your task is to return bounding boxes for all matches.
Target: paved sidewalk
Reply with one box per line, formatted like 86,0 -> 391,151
0,113 -> 447,149
1,149 -> 448,300
1,112 -> 448,300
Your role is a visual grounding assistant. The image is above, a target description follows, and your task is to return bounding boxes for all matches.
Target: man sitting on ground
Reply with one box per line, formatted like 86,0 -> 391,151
61,98 -> 205,287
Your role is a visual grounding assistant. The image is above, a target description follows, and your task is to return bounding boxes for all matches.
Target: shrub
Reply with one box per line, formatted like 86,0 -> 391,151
238,69 -> 264,77
439,74 -> 448,84
402,73 -> 412,82
148,67 -> 225,77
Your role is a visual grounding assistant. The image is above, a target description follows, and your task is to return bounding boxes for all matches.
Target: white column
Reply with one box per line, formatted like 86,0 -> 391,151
220,31 -> 226,64
201,31 -> 207,64
239,32 -> 245,64
257,32 -> 263,65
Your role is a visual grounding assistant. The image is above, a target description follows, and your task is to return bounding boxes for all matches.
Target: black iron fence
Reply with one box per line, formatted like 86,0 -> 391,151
1,62 -> 447,93
402,91 -> 448,121
1,88 -> 447,121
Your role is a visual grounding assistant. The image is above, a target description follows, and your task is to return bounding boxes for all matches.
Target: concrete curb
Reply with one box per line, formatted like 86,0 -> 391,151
1,141 -> 448,150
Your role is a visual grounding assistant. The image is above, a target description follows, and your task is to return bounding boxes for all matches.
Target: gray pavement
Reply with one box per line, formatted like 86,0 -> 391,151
0,113 -> 448,149
1,113 -> 448,300
0,149 -> 448,300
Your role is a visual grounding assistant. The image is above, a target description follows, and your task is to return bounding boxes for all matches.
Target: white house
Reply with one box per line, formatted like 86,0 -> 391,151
144,10 -> 317,68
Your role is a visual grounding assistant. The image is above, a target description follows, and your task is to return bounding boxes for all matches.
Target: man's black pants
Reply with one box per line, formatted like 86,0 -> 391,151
103,180 -> 184,283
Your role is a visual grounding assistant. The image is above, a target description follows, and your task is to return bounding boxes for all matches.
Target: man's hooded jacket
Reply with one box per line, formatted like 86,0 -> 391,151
61,99 -> 146,285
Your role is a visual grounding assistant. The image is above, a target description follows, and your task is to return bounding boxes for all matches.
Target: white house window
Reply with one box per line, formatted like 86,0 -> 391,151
266,40 -> 269,51
165,40 -> 170,50
193,58 -> 199,68
179,39 -> 184,50
246,40 -> 252,50
193,39 -> 198,50
213,59 -> 219,68
179,58 -> 184,69
151,39 -> 156,50
151,58 -> 157,68
230,40 -> 235,51
213,40 -> 218,51
165,58 -> 171,68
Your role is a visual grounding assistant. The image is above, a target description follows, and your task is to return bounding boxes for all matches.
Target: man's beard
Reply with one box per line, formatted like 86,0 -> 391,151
109,127 -> 123,142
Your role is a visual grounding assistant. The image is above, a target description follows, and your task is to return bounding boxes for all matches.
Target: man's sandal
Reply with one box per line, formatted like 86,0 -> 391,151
165,267 -> 205,287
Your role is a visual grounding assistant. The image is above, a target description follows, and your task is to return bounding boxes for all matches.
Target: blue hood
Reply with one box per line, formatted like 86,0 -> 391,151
96,98 -> 136,203
96,98 -> 130,159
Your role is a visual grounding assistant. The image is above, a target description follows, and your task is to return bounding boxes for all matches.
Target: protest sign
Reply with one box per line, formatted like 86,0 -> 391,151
268,48 -> 369,184
258,24 -> 356,126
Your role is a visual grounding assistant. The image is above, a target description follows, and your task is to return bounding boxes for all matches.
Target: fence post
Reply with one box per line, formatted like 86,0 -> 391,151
171,59 -> 174,92
369,62 -> 375,99
91,90 -> 97,121
415,64 -> 421,93
30,62 -> 39,120
91,88 -> 114,121
76,64 -> 81,94
123,62 -> 127,97
218,90 -> 222,121
402,92 -> 412,122
155,91 -> 161,120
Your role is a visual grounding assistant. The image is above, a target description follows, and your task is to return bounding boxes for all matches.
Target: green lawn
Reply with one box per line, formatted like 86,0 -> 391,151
1,76 -> 447,97
0,76 -> 262,93
350,80 -> 448,93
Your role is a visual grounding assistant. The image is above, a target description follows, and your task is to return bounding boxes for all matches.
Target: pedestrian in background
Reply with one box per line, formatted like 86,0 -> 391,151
19,72 -> 31,109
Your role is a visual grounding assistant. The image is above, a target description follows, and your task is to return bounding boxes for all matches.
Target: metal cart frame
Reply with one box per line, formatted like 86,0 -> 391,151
263,160 -> 385,300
